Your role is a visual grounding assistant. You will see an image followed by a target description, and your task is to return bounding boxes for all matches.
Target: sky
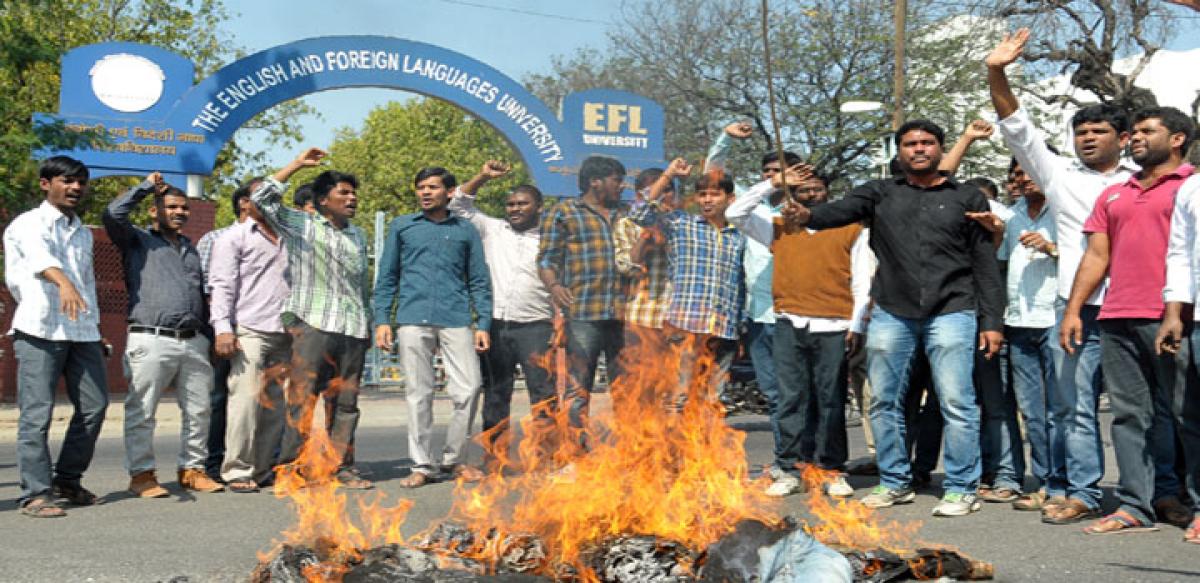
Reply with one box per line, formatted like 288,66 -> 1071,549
223,0 -> 1200,169
225,0 -> 622,167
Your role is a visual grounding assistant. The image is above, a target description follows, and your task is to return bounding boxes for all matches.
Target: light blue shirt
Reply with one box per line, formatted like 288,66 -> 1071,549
998,199 -> 1057,328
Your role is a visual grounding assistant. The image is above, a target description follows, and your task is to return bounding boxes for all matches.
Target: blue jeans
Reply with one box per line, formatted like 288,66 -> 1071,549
1050,300 -> 1105,509
564,319 -> 624,442
1007,326 -> 1059,494
746,321 -> 784,460
866,308 -> 981,493
976,341 -> 1024,491
13,333 -> 109,503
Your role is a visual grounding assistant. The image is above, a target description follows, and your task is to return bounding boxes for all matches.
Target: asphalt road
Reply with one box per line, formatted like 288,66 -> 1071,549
0,390 -> 1196,582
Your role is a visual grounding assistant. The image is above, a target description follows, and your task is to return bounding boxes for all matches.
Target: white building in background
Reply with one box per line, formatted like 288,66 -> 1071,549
1031,48 -> 1200,152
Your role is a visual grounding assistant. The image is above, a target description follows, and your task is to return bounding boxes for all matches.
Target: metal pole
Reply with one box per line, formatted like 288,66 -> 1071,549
892,0 -> 907,131
185,174 -> 204,199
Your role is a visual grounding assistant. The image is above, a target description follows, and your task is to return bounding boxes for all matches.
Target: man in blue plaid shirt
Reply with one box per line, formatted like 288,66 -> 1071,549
631,158 -> 746,407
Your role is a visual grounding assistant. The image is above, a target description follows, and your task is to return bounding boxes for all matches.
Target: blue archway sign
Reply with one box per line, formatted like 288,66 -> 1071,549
35,36 -> 667,198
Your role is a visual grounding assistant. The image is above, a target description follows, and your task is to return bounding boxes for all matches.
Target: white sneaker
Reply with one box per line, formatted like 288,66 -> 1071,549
932,492 -> 982,517
765,474 -> 802,497
825,474 -> 854,498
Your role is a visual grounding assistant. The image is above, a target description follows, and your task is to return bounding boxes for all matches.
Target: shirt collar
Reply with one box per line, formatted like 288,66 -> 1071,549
36,200 -> 80,228
1013,198 -> 1049,221
1123,163 -> 1195,190
409,212 -> 457,225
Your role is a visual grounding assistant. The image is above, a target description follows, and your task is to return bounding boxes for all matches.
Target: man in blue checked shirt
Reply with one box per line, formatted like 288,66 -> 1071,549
631,158 -> 746,407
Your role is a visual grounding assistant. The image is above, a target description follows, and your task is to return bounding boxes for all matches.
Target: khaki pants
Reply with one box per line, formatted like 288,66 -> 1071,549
220,326 -> 290,483
398,325 -> 481,474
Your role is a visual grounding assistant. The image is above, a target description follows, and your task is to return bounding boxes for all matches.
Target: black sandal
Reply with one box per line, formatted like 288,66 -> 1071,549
21,496 -> 66,518
228,480 -> 260,493
53,481 -> 98,506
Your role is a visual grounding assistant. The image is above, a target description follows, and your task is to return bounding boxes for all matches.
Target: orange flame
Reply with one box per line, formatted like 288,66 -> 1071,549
799,465 -> 922,553
265,307 -> 934,581
260,376 -> 414,583
439,326 -> 782,577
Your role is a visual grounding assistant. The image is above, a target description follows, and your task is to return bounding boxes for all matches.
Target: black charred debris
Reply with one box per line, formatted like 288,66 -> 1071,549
250,519 -> 993,582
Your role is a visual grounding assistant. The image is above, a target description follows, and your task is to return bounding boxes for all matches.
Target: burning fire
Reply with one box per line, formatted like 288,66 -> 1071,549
261,316 -> 950,581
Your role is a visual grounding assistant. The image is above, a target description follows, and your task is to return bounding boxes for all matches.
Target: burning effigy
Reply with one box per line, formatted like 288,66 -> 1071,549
252,332 -> 992,582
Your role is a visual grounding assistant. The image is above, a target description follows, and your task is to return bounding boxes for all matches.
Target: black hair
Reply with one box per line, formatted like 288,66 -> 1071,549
894,120 -> 946,147
510,184 -> 543,205
231,176 -> 265,215
293,182 -> 315,208
153,185 -> 187,206
413,166 -> 458,190
761,150 -> 802,169
1071,103 -> 1130,134
964,177 -> 998,199
577,156 -> 626,193
39,156 -> 89,181
312,171 -> 358,204
635,168 -> 664,192
695,173 -> 735,195
1133,106 -> 1196,155
888,157 -> 903,177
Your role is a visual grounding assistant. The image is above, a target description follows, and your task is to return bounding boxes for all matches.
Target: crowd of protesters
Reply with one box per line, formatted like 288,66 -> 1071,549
4,29 -> 1199,546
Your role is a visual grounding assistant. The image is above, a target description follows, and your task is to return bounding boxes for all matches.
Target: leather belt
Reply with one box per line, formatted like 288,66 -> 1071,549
128,325 -> 198,340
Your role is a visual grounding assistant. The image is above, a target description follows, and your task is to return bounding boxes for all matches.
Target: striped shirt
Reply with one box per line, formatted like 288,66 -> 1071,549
631,203 -> 746,339
3,202 -> 101,341
251,178 -> 370,339
613,216 -> 670,328
537,198 -> 626,321
197,223 -> 238,295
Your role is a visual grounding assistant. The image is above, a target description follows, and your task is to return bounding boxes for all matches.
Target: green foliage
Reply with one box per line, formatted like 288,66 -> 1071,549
280,98 -> 528,240
0,0 -> 312,228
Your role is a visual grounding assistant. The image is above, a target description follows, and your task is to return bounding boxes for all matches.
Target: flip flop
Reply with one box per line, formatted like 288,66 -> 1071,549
1185,518 -> 1200,544
21,497 -> 66,518
1083,510 -> 1159,535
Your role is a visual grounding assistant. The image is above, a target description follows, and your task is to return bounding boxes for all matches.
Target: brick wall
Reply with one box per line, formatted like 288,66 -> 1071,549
0,199 -> 215,402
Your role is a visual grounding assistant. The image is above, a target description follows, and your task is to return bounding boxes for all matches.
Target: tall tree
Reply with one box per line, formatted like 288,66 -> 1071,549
526,0 -> 1010,188
989,0 -> 1178,113
282,98 -> 529,241
0,0 -> 312,226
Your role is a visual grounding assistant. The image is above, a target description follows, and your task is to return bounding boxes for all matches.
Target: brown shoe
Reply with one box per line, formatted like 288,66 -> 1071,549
178,468 -> 225,493
129,471 -> 169,498
1153,496 -> 1194,528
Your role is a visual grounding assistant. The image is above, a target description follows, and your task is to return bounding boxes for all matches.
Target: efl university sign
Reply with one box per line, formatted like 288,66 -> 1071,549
35,36 -> 667,197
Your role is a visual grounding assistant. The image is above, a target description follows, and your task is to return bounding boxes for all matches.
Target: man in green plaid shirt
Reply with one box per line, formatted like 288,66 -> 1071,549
251,147 -> 373,490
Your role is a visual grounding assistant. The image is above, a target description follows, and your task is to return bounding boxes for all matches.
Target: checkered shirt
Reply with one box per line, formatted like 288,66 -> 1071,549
537,198 -> 625,321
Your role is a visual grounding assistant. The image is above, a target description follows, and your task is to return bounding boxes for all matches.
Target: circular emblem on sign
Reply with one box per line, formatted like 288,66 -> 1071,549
89,53 -> 165,113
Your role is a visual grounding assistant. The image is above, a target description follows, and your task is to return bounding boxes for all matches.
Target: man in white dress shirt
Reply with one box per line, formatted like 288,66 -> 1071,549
450,161 -> 554,470
988,29 -> 1136,524
4,157 -> 108,517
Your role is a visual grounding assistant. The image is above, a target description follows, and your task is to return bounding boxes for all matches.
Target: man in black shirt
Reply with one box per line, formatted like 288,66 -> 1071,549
783,120 -> 1005,517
